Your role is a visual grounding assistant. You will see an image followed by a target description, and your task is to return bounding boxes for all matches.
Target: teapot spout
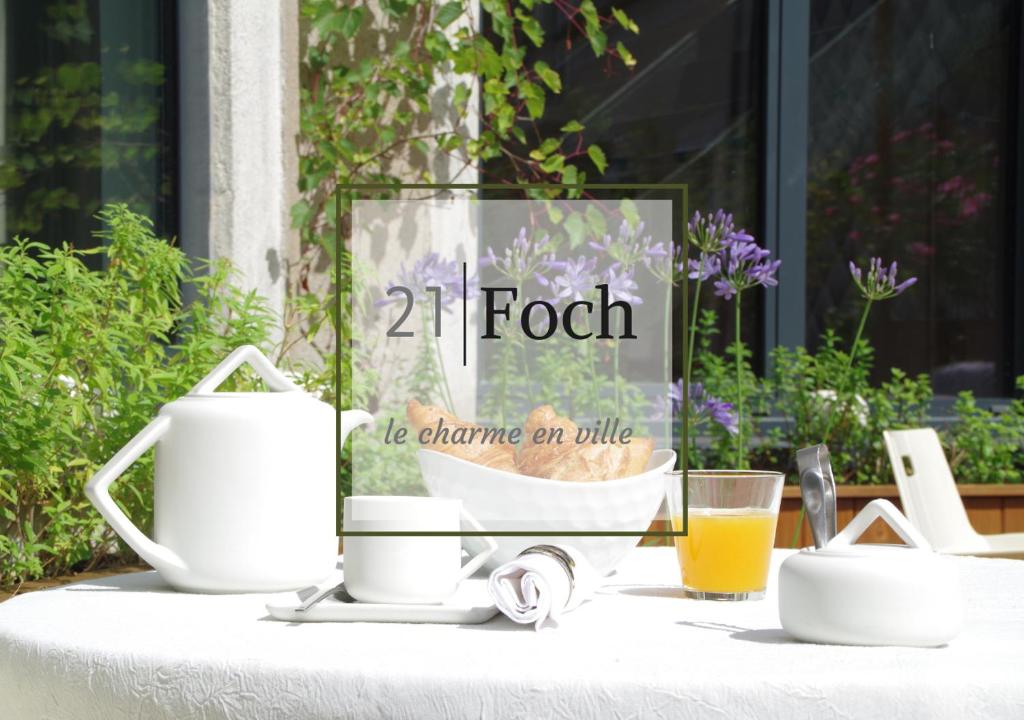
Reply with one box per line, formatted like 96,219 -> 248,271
339,409 -> 374,446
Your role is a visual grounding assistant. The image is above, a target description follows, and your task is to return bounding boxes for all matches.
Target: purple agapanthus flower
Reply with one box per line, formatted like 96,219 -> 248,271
536,255 -> 598,303
603,265 -> 643,305
689,209 -> 752,254
688,253 -> 721,281
376,252 -> 478,310
667,379 -> 738,434
712,234 -> 781,300
482,226 -> 553,284
849,257 -> 917,301
588,218 -> 669,276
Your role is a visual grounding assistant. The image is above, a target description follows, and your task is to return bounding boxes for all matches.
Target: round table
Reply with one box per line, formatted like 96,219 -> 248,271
2,548 -> 1022,719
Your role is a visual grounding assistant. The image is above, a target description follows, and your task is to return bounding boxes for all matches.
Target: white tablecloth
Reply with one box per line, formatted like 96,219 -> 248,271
1,548 -> 1022,720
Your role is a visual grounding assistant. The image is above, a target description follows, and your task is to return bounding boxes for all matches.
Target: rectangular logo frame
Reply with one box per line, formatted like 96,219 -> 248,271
335,183 -> 689,538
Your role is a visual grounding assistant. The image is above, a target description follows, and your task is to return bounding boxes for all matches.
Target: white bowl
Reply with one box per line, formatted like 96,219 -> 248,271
417,448 -> 676,576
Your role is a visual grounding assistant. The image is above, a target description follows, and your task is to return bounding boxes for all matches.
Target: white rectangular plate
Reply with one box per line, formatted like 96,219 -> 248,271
266,578 -> 499,624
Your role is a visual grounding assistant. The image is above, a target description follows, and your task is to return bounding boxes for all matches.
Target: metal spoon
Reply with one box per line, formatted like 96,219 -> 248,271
796,444 -> 837,549
295,581 -> 355,612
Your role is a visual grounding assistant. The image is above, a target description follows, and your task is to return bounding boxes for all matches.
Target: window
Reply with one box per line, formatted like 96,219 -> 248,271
1,0 -> 177,257
511,0 -> 1023,400
805,0 -> 1019,398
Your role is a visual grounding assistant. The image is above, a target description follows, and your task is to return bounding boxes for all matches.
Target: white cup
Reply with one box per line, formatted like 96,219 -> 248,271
342,496 -> 497,604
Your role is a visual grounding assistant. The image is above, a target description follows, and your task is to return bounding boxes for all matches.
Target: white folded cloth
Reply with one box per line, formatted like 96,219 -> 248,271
487,545 -> 600,630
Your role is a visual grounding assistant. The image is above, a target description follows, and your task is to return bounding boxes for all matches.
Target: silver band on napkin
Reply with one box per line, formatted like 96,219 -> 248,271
518,545 -> 575,592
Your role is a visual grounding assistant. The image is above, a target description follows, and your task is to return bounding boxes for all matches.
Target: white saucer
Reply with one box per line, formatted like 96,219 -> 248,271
266,578 -> 499,624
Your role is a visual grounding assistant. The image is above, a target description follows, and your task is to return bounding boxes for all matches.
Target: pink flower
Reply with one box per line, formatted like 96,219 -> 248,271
891,130 -> 912,143
960,192 -> 992,218
824,206 -> 837,217
864,153 -> 880,166
847,230 -> 861,241
938,176 -> 963,195
849,194 -> 863,205
871,205 -> 882,214
887,212 -> 901,223
909,242 -> 935,258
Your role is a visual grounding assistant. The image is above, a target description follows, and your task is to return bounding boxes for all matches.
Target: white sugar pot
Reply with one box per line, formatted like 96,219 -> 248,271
87,346 -> 372,593
779,499 -> 965,647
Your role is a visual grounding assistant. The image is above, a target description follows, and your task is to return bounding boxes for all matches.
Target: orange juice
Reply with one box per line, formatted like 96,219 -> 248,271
672,509 -> 778,593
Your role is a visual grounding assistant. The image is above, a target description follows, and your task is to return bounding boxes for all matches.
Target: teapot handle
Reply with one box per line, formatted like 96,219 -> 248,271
85,416 -> 187,574
189,345 -> 303,395
828,498 -> 932,551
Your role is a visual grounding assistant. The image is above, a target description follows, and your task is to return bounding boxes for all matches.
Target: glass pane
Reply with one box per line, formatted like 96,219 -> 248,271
806,0 -> 1014,397
484,0 -> 766,365
1,0 -> 176,255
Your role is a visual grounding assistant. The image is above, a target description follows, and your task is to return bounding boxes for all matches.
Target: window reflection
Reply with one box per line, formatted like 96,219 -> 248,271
1,0 -> 176,255
806,0 -> 1013,396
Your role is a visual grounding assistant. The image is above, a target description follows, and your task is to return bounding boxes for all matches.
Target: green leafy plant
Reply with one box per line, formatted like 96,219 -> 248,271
296,0 -> 636,249
945,378 -> 1024,485
0,205 -> 278,586
765,333 -> 933,486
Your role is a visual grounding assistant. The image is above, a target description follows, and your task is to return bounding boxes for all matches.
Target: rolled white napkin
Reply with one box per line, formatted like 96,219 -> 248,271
487,545 -> 600,630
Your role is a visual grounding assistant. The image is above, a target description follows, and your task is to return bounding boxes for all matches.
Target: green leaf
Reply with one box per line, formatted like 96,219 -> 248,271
2,363 -> 23,394
616,41 -> 637,68
546,203 -> 565,224
560,120 -> 584,133
534,61 -> 562,93
564,212 -> 586,248
538,137 -> 561,156
341,7 -> 366,38
611,7 -> 640,34
453,82 -> 470,113
316,7 -> 366,39
580,1 -> 599,27
619,198 -> 640,228
587,144 -> 608,174
513,6 -> 545,46
525,94 -> 545,119
435,1 -> 463,29
584,203 -> 608,239
539,153 -> 565,174
561,164 -> 578,188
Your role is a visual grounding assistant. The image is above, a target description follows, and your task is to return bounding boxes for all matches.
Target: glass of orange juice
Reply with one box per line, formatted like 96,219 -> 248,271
665,470 -> 784,600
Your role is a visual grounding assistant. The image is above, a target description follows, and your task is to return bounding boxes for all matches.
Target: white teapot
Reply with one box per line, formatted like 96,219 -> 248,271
86,345 -> 372,593
779,499 -> 965,647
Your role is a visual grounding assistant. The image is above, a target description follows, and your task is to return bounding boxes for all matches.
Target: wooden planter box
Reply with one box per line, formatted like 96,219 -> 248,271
644,484 -> 1024,548
776,484 -> 1024,547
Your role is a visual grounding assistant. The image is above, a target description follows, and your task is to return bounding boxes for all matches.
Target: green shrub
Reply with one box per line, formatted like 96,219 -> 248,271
945,377 -> 1024,484
687,309 -> 935,483
763,332 -> 933,484
0,205 -> 277,585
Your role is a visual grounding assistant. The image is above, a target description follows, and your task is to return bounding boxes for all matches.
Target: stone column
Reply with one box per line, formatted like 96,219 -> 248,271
178,0 -> 300,339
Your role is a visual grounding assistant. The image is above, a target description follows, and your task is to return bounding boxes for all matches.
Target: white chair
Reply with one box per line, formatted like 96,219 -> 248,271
883,428 -> 1024,558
